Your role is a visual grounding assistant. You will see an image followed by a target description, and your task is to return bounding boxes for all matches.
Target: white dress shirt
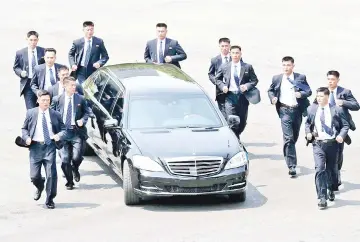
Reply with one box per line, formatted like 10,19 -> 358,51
33,109 -> 54,142
157,38 -> 166,63
279,73 -> 297,106
63,94 -> 75,125
81,37 -> 93,66
44,65 -> 57,90
27,47 -> 38,78
315,104 -> 335,140
229,61 -> 241,92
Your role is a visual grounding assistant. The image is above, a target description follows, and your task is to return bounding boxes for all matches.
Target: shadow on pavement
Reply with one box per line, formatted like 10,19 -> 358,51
330,198 -> 360,208
297,165 -> 315,177
78,183 -> 119,190
38,202 -> 100,209
140,182 -> 267,212
243,142 -> 277,148
248,153 -> 284,161
340,181 -> 360,193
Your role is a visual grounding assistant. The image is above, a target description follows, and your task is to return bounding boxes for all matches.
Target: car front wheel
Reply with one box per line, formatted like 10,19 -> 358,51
123,159 -> 141,205
228,191 -> 246,202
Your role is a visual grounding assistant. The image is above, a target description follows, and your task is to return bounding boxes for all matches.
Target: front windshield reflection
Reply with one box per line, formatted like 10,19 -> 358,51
128,94 -> 222,129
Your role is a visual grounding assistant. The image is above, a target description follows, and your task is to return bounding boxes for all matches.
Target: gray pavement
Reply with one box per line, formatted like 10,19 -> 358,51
1,0 -> 360,241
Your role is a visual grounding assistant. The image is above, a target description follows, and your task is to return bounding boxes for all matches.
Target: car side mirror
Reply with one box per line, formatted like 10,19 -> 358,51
228,115 -> 240,133
103,118 -> 119,129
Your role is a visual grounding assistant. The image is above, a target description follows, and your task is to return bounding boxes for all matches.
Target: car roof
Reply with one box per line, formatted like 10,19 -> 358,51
103,63 -> 204,94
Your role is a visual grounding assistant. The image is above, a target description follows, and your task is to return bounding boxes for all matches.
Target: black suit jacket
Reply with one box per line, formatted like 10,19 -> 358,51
214,61 -> 260,104
208,55 -> 230,99
335,86 -> 359,131
13,46 -> 45,96
68,36 -> 109,75
30,63 -> 63,94
21,107 -> 67,149
48,82 -> 84,99
268,73 -> 312,117
144,38 -> 187,69
305,104 -> 350,145
50,93 -> 92,140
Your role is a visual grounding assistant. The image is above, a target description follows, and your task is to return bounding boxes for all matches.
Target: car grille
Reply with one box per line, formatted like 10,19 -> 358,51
165,184 -> 226,193
164,156 -> 224,177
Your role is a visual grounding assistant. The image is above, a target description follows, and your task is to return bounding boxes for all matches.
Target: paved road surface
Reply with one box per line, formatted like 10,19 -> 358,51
1,0 -> 360,241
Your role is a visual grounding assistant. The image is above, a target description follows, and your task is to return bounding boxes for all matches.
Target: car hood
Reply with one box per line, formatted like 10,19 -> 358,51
127,127 -> 242,159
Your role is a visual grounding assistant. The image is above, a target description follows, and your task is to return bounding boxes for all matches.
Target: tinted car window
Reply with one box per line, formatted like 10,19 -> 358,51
100,78 -> 122,114
127,93 -> 222,129
83,71 -> 109,101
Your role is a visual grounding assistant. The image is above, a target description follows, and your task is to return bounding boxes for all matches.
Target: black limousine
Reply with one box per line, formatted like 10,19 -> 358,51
82,63 -> 249,205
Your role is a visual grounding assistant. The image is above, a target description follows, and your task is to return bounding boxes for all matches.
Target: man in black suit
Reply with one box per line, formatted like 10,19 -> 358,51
13,31 -> 45,109
50,77 -> 92,189
305,87 -> 350,209
48,66 -> 83,98
208,37 -> 231,118
144,23 -> 187,69
326,70 -> 359,185
21,90 -> 67,209
30,48 -> 64,95
268,56 -> 312,177
68,21 -> 109,84
214,45 -> 260,138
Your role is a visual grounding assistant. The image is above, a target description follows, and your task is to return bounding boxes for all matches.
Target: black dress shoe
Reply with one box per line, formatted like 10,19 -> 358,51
288,167 -> 296,177
33,187 -> 44,201
65,182 -> 74,190
45,201 -> 55,209
73,170 -> 80,182
328,190 -> 335,201
318,198 -> 327,209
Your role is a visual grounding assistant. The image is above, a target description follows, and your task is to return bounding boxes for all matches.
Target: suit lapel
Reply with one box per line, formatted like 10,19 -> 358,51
239,62 -> 246,84
31,108 -> 39,138
39,65 -> 46,89
225,63 -> 232,86
79,38 -> 85,59
59,94 -> 65,118
216,55 -> 222,69
73,94 -> 80,118
90,37 -> 97,57
277,74 -> 283,90
49,109 -> 57,133
22,48 -> 29,68
164,38 -> 170,57
36,46 -> 43,62
54,83 -> 59,96
336,86 -> 344,98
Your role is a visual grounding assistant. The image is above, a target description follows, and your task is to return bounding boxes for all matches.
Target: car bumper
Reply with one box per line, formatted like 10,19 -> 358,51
133,164 -> 249,197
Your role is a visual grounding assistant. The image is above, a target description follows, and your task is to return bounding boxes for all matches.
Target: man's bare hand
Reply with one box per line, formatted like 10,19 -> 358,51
76,119 -> 83,127
164,56 -> 172,63
53,134 -> 60,142
223,86 -> 228,93
336,100 -> 344,106
336,136 -> 344,143
71,65 -> 78,71
26,138 -> 32,145
21,71 -> 28,78
93,62 -> 100,69
239,85 -> 247,92
272,97 -> 278,105
306,133 -> 313,140
295,92 -> 302,98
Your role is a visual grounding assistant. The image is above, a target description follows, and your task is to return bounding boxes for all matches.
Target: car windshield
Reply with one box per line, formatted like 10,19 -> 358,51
127,93 -> 223,129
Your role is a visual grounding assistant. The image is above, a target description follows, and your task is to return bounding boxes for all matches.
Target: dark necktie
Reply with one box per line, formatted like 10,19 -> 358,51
158,41 -> 164,63
42,112 -> 52,145
65,98 -> 72,129
320,108 -> 334,136
49,68 -> 56,85
225,56 -> 229,63
234,65 -> 240,87
329,91 -> 336,106
31,50 -> 36,71
84,40 -> 92,66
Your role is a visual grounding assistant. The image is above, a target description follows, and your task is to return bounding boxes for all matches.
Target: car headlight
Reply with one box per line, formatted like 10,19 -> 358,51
224,152 -> 248,170
132,155 -> 164,172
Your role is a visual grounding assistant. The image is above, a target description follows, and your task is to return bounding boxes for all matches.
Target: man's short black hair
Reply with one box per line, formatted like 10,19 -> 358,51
282,56 -> 294,63
37,90 -> 51,98
230,45 -> 241,51
156,23 -> 167,28
63,76 -> 76,85
219,37 -> 230,44
45,48 -> 56,55
316,87 -> 330,96
327,70 -> 340,78
83,21 -> 94,27
58,66 -> 69,72
27,31 -> 39,38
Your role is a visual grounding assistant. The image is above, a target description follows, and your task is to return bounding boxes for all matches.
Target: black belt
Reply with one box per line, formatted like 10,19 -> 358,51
315,138 -> 336,143
32,140 -> 54,145
279,102 -> 298,109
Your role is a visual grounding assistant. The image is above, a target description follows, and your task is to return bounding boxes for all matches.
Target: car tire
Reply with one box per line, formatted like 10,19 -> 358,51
83,142 -> 95,156
228,191 -> 246,202
123,159 -> 141,205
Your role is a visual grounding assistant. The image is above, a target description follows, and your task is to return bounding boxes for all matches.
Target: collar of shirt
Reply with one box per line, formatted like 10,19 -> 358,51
319,103 -> 330,111
221,54 -> 230,59
330,87 -> 338,96
158,38 -> 166,44
28,47 -> 37,55
66,94 -> 74,100
40,108 -> 50,116
46,65 -> 55,72
231,61 -> 241,68
284,73 -> 295,81
84,37 -> 93,44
